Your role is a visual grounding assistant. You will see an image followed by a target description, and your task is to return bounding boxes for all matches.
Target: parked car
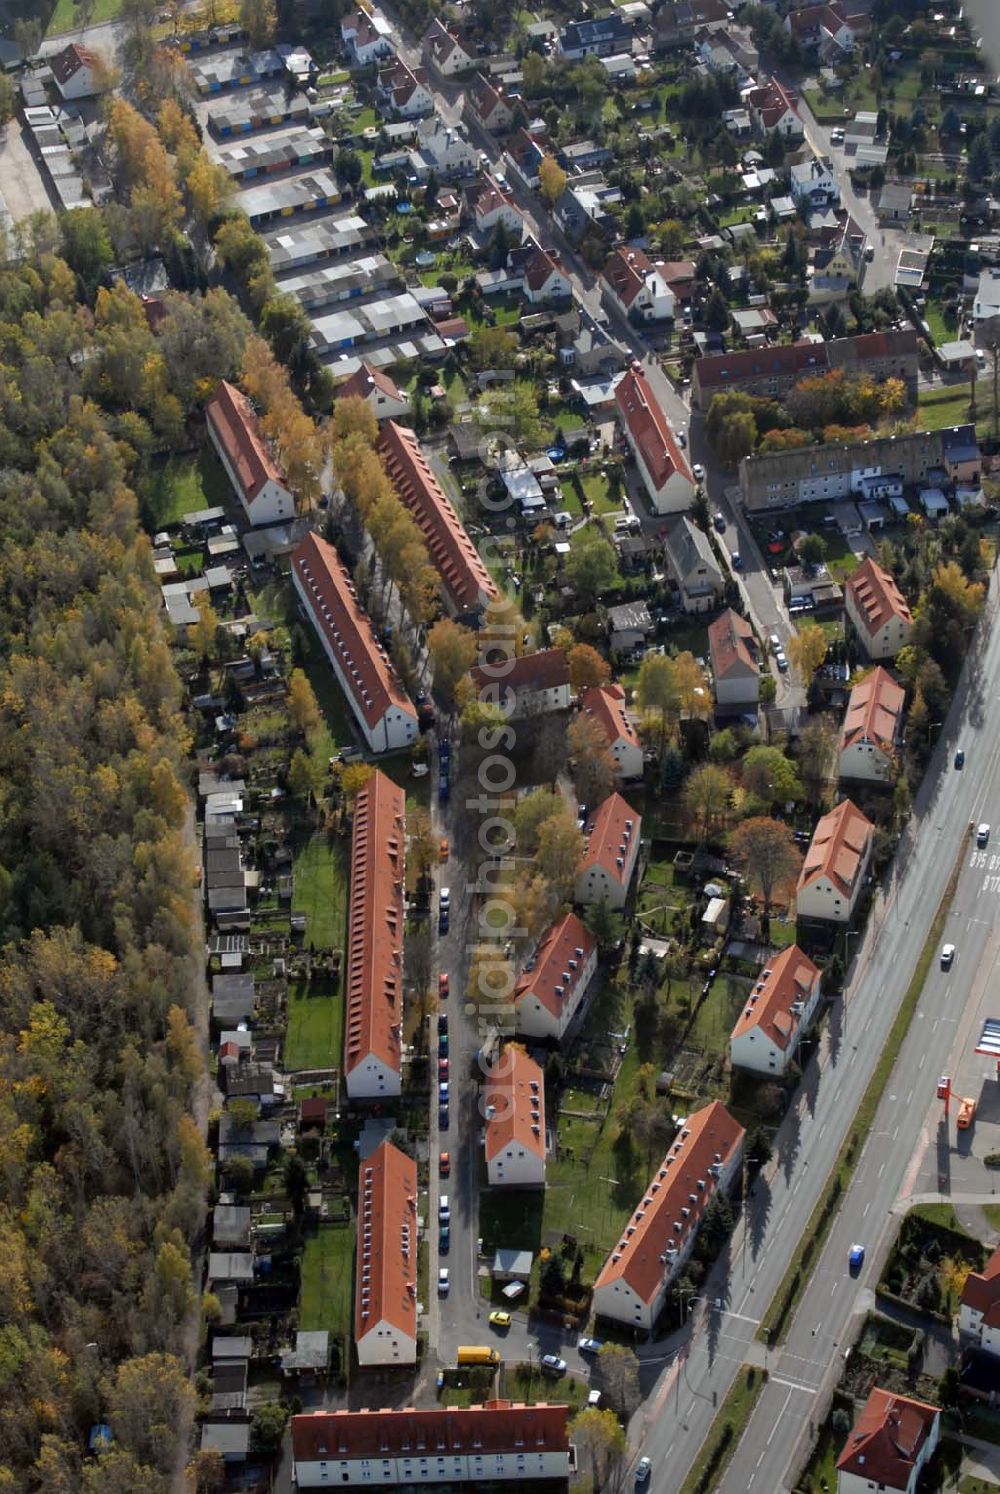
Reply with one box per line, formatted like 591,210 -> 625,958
439,1082 -> 449,1104
955,749 -> 965,769
438,1267 -> 450,1294
489,1311 -> 511,1328
438,1058 -> 449,1080
730,550 -> 742,570
439,1151 -> 450,1176
439,972 -> 449,998
439,907 -> 450,934
978,823 -> 991,846
439,1195 -> 450,1223
439,1013 -> 449,1033
713,512 -> 726,532
775,649 -> 788,672
439,1225 -> 450,1253
439,1105 -> 449,1128
540,1354 -> 567,1374
439,837 -> 450,862
577,1336 -> 604,1355
692,463 -> 705,481
958,1096 -> 977,1130
438,1032 -> 449,1056
440,887 -> 450,909
635,1457 -> 652,1485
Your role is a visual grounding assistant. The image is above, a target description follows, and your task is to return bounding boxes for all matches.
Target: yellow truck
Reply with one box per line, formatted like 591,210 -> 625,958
456,1346 -> 500,1367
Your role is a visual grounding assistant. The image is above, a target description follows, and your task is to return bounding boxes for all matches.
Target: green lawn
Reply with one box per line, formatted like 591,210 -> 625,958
142,449 -> 234,530
918,385 -> 976,432
292,833 -> 348,952
284,978 -> 344,1072
46,0 -> 121,33
300,1225 -> 354,1337
501,1363 -> 589,1411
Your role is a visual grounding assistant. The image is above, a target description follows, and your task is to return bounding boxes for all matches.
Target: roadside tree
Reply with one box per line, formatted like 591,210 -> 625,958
786,621 -> 827,687
572,1408 -> 626,1494
539,155 -> 568,205
595,1344 -> 641,1421
427,618 -> 478,705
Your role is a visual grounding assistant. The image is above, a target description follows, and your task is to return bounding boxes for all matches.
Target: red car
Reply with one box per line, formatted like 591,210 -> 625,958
439,972 -> 449,998
438,1058 -> 449,1080
439,1151 -> 450,1176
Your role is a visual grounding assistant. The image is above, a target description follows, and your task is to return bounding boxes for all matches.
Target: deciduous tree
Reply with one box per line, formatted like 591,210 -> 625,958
427,618 -> 479,704
287,668 -> 321,736
567,713 -> 617,808
728,816 -> 802,915
786,621 -> 827,686
684,762 -> 731,841
538,154 -> 568,205
567,642 -> 610,692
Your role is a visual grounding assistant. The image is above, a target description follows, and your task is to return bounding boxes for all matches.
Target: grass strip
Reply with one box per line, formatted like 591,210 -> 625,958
677,1364 -> 765,1494
757,839 -> 967,1346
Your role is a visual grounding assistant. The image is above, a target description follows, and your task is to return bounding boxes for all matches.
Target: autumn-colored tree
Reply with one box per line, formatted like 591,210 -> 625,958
240,0 -> 276,46
684,762 -> 731,841
331,393 -> 378,447
931,559 -> 985,623
288,746 -> 321,799
567,713 -> 617,808
190,591 -> 219,662
184,151 -> 234,229
742,745 -> 802,808
572,1408 -> 626,1494
106,1354 -> 196,1474
537,808 -> 585,900
538,154 -> 568,205
406,807 -> 439,885
567,641 -> 611,692
728,816 -> 802,915
786,620 -> 827,686
795,715 -> 839,804
287,667 -> 321,736
427,618 -> 479,704
338,761 -> 374,805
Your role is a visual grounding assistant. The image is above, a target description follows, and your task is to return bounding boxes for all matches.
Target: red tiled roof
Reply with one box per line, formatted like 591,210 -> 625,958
291,1402 -> 571,1463
485,1045 -> 546,1162
578,791 -> 641,887
470,647 -> 570,699
708,609 -> 758,680
730,944 -> 820,1051
345,770 -> 406,1085
355,1139 -> 418,1346
962,1244 -> 1000,1316
206,380 -> 286,505
798,798 -> 873,899
846,557 -> 913,639
614,366 -> 693,491
514,912 -> 596,1023
842,666 -> 905,755
836,1388 -> 938,1488
291,532 -> 415,732
747,77 -> 799,128
580,684 -> 641,751
51,42 -> 100,85
603,247 -> 659,310
468,71 -> 509,120
694,340 -> 828,394
337,361 -> 406,406
378,59 -> 429,105
300,1097 -> 328,1124
658,259 -> 697,289
524,247 -> 564,293
829,328 -> 917,364
594,1102 -> 744,1305
378,421 -> 497,614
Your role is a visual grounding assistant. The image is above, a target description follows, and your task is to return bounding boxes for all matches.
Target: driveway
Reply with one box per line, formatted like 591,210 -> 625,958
0,122 -> 58,221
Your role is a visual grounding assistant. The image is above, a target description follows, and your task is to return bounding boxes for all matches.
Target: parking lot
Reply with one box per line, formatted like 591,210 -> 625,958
0,123 -> 58,222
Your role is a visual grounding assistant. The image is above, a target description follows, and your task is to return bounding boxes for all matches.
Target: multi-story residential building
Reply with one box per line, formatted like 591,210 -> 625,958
484,1046 -> 547,1186
513,913 -> 598,1041
941,423 -> 981,484
592,1101 -> 744,1330
291,1403 -> 573,1487
729,944 -> 823,1075
469,175 -> 523,236
663,515 -> 724,613
691,329 -> 918,413
960,1245 -> 1000,1353
836,1389 -> 939,1494
378,421 -> 498,618
579,684 -> 644,780
343,771 -> 405,1100
796,798 -> 874,925
341,10 -> 394,64
738,428 -> 961,511
790,156 -> 839,211
556,14 -> 633,58
354,1140 -> 417,1366
785,2 -> 856,60
464,72 -> 515,134
291,533 -> 418,755
615,365 -> 695,513
845,557 -> 913,660
708,609 -> 759,708
336,361 -> 412,423
206,380 -> 296,527
470,648 -> 572,718
51,42 -> 105,99
423,17 -> 476,76
746,78 -> 803,137
376,59 -> 433,118
505,127 -> 548,190
602,247 -> 676,323
839,667 -> 904,784
575,793 -> 641,909
654,0 -> 731,47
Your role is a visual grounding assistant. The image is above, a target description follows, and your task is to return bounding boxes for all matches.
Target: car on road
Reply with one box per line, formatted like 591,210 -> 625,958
439,837 -> 450,862
438,1032 -> 449,1055
713,512 -> 726,532
955,749 -> 965,769
692,462 -> 705,481
635,1457 -> 652,1485
439,906 -> 449,934
438,1057 -> 449,1080
488,1311 -> 511,1328
676,430 -> 687,447
439,1082 -> 449,1105
978,823 -> 991,846
439,1195 -> 450,1222
439,972 -> 449,998
439,1105 -> 449,1128
540,1354 -> 567,1375
439,1151 -> 450,1176
941,943 -> 955,969
730,550 -> 742,570
848,1243 -> 865,1274
440,886 -> 450,909
577,1336 -> 604,1355
830,127 -> 845,144
438,1268 -> 450,1295
439,1225 -> 450,1253
439,1012 -> 448,1033
864,243 -> 875,261
775,649 -> 788,671
769,633 -> 781,650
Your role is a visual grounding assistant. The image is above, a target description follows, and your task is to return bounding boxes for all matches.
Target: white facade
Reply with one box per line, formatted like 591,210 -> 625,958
837,1422 -> 939,1494
475,198 -> 523,236
796,846 -> 871,925
729,975 -> 822,1076
206,422 -> 295,528
574,837 -> 639,910
345,1052 -> 401,1102
525,262 -> 573,305
632,443 -> 695,514
366,385 -> 411,422
838,737 -> 895,784
715,661 -> 758,707
415,118 -> 479,177
514,942 -> 597,1041
356,1318 -> 416,1367
845,597 -> 912,661
486,1136 -> 546,1187
294,1449 -> 570,1487
608,734 -> 644,780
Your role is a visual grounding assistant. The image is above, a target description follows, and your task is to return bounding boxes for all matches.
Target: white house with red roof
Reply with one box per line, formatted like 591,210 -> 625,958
797,798 -> 873,925
513,913 -> 598,1042
614,365 -> 695,513
291,532 -> 418,755
839,667 -> 904,784
484,1045 -> 546,1186
746,78 -> 803,138
465,72 -> 515,134
50,42 -> 106,99
335,362 -> 411,423
602,247 -> 676,324
579,685 -> 643,780
593,1101 -> 744,1329
470,647 -> 572,719
708,609 -> 759,708
376,59 -> 433,118
521,244 -> 572,305
845,556 -> 913,661
291,1403 -> 572,1487
340,10 -> 395,65
729,944 -> 822,1075
343,771 -> 406,1099
470,174 -> 523,236
355,1140 -> 417,1365
836,1388 -> 939,1494
960,1244 -> 1000,1352
423,17 -> 476,76
205,380 -> 296,527
575,793 -> 641,910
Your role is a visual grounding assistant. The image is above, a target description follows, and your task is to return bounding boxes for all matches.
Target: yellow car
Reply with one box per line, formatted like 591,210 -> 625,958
488,1311 -> 511,1329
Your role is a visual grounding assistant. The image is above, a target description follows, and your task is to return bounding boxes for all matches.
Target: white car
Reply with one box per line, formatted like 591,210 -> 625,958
941,943 -> 956,969
439,1194 -> 450,1222
769,633 -> 781,650
440,886 -> 450,907
978,823 -> 991,847
692,462 -> 705,481
438,1268 -> 450,1294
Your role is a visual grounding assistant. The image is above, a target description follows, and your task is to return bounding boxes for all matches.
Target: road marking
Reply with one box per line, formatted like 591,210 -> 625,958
877,1162 -> 885,1179
863,1201 -> 870,1217
893,1125 -> 899,1141
919,1053 -> 926,1070
818,1122 -> 826,1140
722,1310 -> 761,1326
767,1375 -> 818,1394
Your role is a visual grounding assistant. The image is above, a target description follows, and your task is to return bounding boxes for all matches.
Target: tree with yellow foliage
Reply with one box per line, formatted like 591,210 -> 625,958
786,620 -> 827,687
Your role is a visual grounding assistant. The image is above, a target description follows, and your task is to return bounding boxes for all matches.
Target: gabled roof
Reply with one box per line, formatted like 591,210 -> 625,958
594,1101 -> 744,1305
708,609 -> 758,680
579,684 -> 641,751
694,339 -> 828,393
798,798 -> 873,897
836,1388 -> 938,1489
291,1402 -> 570,1463
467,71 -> 510,119
206,380 -> 287,505
664,514 -> 722,588
345,770 -> 406,1083
842,666 -> 905,755
578,792 -> 641,886
291,532 -> 415,731
485,1046 -> 546,1162
730,944 -> 820,1051
355,1140 -> 418,1345
614,365 -> 694,490
51,42 -> 100,85
377,59 -> 429,104
378,421 -> 497,613
524,246 -> 564,293
658,259 -> 698,288
846,556 -> 913,639
470,647 -> 570,698
514,912 -> 596,1022
337,360 -> 407,407
962,1243 -> 1000,1316
746,77 -> 799,128
424,15 -> 474,65
603,247 -> 666,309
